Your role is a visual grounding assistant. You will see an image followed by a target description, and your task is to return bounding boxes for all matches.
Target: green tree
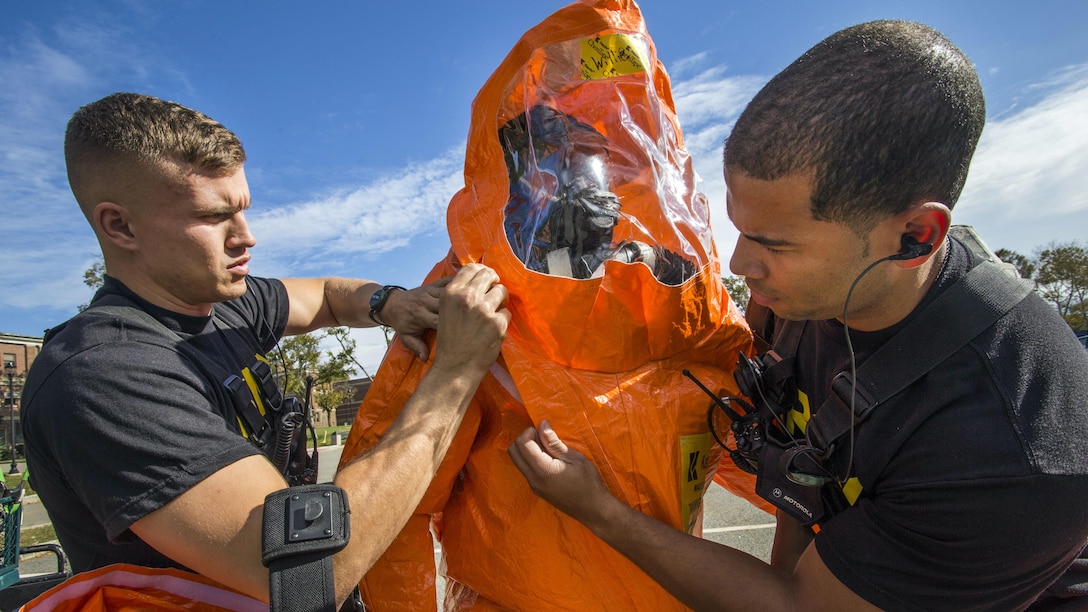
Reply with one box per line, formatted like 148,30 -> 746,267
84,258 -> 106,289
327,327 -> 373,379
313,383 -> 353,427
723,275 -> 750,312
993,248 -> 1036,280
271,329 -> 357,399
79,257 -> 107,311
1034,242 -> 1088,330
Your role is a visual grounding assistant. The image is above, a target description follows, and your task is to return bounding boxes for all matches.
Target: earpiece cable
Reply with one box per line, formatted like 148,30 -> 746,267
839,253 -> 900,483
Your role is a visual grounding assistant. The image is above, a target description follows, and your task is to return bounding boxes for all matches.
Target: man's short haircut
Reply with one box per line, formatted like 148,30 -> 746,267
65,92 -> 246,206
723,20 -> 985,233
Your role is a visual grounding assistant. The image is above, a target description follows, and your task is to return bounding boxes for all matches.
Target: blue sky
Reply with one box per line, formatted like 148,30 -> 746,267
3,1 -> 1087,374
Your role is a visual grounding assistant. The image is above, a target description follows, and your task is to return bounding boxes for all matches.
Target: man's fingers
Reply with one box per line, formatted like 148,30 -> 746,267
455,263 -> 502,292
485,282 -> 509,312
537,420 -> 568,458
431,263 -> 508,374
400,335 -> 430,361
508,422 -> 604,524
508,426 -> 543,475
445,264 -> 510,331
507,423 -> 572,473
423,276 -> 452,304
513,426 -> 565,465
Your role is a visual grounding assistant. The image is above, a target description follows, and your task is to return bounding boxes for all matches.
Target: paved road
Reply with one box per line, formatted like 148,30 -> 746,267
20,497 -> 48,531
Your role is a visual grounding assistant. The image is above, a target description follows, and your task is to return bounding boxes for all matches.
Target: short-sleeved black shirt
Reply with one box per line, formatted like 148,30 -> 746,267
22,275 -> 290,572
763,238 -> 1088,610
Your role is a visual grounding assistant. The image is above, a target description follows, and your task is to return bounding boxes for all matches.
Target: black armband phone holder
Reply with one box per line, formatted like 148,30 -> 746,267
262,484 -> 350,611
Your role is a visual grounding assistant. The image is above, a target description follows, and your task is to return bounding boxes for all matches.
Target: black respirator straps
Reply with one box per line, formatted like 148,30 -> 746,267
262,484 -> 350,611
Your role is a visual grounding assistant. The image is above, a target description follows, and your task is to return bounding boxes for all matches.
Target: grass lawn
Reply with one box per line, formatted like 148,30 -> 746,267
3,473 -> 28,494
19,523 -> 56,547
314,425 -> 352,447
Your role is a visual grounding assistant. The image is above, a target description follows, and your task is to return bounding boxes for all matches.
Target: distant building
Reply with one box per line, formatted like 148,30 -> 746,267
1,332 -> 44,452
307,377 -> 372,429
1,333 -> 42,375
331,377 -> 372,428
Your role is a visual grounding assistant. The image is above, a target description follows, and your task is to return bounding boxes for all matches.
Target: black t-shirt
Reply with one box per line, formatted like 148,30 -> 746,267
763,238 -> 1088,610
21,276 -> 290,572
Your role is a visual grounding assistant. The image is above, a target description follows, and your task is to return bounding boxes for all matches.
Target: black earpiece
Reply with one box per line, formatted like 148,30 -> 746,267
888,235 -> 934,261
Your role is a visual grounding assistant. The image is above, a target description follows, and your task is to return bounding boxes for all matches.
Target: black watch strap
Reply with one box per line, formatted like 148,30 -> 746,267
262,484 -> 350,611
368,285 -> 406,327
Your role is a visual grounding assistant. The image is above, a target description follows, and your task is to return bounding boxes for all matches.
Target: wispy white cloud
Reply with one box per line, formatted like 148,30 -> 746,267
954,63 -> 1088,254
247,149 -> 465,276
671,65 -> 766,129
666,51 -> 710,79
0,30 -> 112,315
4,254 -> 101,310
669,61 -> 768,262
0,33 -> 91,217
0,13 -> 223,321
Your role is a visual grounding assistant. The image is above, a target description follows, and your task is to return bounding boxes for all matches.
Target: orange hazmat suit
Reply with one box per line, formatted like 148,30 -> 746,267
339,1 -> 764,609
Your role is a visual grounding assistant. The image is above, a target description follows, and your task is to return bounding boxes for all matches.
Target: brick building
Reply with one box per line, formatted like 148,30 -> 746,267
1,332 -> 44,456
303,376 -> 373,430
337,377 -> 373,427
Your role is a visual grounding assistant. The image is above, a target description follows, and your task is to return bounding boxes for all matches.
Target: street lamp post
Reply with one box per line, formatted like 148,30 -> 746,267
4,362 -> 19,475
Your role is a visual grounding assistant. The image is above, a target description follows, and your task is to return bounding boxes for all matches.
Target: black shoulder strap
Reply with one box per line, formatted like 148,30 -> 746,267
856,257 -> 1032,404
805,255 -> 1035,449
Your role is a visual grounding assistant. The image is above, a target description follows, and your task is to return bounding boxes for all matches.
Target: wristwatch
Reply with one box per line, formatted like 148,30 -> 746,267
368,285 -> 406,327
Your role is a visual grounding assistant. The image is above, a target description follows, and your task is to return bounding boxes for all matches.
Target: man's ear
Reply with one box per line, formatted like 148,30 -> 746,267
94,202 -> 139,251
893,202 -> 950,269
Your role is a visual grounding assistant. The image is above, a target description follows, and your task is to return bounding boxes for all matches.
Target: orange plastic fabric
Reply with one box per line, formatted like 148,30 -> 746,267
18,564 -> 265,611
340,1 -> 766,609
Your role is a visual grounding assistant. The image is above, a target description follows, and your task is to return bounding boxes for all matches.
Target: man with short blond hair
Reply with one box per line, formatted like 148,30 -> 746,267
24,92 -> 511,609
